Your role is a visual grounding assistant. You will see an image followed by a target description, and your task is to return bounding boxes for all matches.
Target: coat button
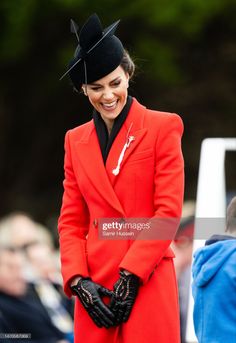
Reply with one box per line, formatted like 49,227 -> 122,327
93,219 -> 98,228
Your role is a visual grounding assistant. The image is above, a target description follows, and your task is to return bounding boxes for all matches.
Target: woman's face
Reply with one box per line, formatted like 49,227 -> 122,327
83,66 -> 129,130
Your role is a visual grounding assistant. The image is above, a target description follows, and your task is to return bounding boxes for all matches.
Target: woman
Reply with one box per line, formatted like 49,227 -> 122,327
58,13 -> 184,343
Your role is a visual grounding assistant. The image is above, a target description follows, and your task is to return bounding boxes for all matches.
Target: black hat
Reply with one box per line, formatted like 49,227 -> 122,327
60,13 -> 124,90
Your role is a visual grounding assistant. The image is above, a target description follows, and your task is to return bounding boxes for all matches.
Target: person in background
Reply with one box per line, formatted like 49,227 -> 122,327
172,201 -> 195,343
58,13 -> 184,343
192,196 -> 236,343
0,213 -> 74,343
0,247 -> 70,343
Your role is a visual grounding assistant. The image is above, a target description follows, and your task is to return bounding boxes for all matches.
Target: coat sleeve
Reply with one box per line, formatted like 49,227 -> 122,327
58,130 -> 90,297
119,114 -> 184,284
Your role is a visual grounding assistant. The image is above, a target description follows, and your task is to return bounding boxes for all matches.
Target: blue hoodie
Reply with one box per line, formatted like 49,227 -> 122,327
192,235 -> 236,343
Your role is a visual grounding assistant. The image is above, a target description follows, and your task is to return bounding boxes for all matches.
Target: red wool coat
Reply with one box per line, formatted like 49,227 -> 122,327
58,98 -> 184,343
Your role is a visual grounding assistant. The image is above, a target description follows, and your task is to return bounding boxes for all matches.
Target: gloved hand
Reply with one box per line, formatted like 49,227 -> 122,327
110,270 -> 140,324
70,277 -> 115,328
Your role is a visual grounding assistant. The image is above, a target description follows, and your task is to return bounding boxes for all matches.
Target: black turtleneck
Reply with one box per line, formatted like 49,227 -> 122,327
93,96 -> 133,163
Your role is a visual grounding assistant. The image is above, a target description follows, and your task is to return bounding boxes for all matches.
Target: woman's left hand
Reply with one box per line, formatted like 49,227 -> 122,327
110,270 -> 140,325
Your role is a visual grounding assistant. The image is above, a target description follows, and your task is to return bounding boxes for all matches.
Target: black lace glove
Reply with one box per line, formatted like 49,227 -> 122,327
110,270 -> 140,324
71,277 -> 115,328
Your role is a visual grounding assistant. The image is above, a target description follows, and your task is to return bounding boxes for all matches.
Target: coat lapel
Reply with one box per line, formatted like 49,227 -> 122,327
76,121 -> 125,216
75,98 -> 147,215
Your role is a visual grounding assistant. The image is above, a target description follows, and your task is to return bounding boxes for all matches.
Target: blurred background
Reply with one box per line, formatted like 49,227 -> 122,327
0,1 -> 236,342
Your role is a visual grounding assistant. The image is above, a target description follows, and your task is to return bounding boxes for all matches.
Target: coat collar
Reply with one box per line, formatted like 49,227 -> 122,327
75,98 -> 148,215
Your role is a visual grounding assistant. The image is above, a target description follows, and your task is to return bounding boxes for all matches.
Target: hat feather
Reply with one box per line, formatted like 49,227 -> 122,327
70,19 -> 80,43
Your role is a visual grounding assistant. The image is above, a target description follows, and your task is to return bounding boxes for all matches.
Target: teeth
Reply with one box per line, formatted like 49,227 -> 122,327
103,101 -> 117,107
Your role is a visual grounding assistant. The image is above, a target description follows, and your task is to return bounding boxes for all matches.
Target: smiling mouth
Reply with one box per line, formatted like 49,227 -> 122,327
101,100 -> 118,111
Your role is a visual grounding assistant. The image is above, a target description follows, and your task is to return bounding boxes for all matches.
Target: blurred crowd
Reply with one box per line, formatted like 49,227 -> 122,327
0,212 -> 74,343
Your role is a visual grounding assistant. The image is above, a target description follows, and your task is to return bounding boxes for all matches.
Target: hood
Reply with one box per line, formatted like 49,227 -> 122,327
192,237 -> 236,287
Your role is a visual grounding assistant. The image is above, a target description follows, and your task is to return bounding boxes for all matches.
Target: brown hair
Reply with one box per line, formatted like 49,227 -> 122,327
120,49 -> 135,79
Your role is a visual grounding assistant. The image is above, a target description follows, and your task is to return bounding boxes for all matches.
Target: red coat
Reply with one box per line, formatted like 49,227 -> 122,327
58,98 -> 184,343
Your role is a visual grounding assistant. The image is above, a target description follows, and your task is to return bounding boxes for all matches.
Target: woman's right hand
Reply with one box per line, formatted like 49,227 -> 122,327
70,277 -> 115,328
110,270 -> 140,325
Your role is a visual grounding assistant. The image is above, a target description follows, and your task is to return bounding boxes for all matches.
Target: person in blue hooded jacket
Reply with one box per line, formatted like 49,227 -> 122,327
192,196 -> 236,343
